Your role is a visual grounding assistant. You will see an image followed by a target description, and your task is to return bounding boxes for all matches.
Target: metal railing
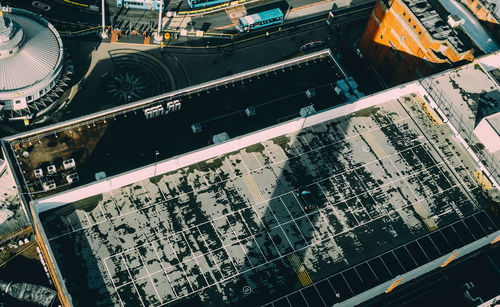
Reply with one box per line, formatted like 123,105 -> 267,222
421,78 -> 500,186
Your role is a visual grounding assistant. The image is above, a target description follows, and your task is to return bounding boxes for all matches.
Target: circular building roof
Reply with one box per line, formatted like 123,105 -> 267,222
0,7 -> 63,94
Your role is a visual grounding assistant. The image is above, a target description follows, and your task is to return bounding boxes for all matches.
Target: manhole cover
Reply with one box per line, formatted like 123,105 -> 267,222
362,145 -> 370,152
243,286 -> 251,294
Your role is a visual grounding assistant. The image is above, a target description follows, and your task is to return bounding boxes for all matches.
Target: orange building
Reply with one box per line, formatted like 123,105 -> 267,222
460,0 -> 499,25
459,0 -> 500,40
359,0 -> 475,85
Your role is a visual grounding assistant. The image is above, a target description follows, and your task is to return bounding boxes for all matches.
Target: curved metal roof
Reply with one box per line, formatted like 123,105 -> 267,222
0,8 -> 63,93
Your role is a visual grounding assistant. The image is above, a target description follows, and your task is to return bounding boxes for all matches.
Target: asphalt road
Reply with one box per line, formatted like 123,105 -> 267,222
3,0 -> 100,29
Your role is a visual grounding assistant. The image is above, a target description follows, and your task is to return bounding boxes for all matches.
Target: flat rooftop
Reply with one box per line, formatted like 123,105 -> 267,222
37,95 -> 498,306
420,61 -> 500,184
2,51 -> 347,201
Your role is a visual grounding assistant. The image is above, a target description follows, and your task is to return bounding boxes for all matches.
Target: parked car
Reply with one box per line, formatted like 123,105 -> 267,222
297,190 -> 318,211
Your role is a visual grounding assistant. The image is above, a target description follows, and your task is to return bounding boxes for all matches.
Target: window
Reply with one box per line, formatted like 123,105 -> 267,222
418,31 -> 422,35
408,18 -> 411,22
26,95 -> 33,102
15,100 -> 21,104
476,4 -> 481,9
413,25 -> 416,29
403,12 -> 406,16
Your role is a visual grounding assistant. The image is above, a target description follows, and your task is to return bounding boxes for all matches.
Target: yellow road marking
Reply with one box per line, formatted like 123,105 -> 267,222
414,96 -> 441,126
474,171 -> 492,191
242,173 -> 265,203
287,253 -> 313,286
63,0 -> 89,7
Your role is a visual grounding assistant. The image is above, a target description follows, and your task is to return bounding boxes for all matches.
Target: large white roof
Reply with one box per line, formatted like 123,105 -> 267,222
0,8 -> 63,93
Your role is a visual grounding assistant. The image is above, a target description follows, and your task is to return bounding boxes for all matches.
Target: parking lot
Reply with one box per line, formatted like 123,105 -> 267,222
39,96 -> 498,306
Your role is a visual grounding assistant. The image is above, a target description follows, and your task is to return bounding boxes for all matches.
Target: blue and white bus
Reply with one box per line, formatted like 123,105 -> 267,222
116,0 -> 162,10
236,8 -> 284,32
188,0 -> 228,8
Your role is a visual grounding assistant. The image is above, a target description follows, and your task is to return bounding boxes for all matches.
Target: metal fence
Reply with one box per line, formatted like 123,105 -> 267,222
421,78 -> 500,186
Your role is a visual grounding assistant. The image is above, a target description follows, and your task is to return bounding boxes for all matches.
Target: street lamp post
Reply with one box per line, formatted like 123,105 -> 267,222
154,150 -> 159,177
153,0 -> 163,42
101,0 -> 108,38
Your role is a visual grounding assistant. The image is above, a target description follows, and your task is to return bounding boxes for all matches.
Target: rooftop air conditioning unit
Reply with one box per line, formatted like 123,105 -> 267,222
34,169 -> 43,178
47,165 -> 57,175
245,106 -> 256,117
448,15 -> 464,28
66,173 -> 79,184
144,105 -> 164,119
300,105 -> 316,117
212,132 -> 230,144
63,158 -> 76,170
191,122 -> 202,133
305,88 -> 316,98
166,100 -> 181,114
95,171 -> 107,181
42,180 -> 56,191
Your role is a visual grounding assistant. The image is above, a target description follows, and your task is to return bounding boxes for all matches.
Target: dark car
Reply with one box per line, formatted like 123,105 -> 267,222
297,190 -> 317,211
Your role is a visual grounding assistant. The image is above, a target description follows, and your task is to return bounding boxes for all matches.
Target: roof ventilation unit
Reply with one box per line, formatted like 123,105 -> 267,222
42,180 -> 56,191
95,171 -> 107,181
305,88 -> 316,98
166,100 -> 181,114
213,132 -> 230,144
34,169 -> 43,178
191,122 -> 202,133
66,173 -> 79,184
245,106 -> 256,117
63,158 -> 76,170
300,105 -> 316,117
144,105 -> 165,119
47,165 -> 57,175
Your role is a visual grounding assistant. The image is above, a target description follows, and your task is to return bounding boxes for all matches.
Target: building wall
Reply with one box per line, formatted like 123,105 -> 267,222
359,0 -> 475,85
474,117 -> 500,152
460,0 -> 500,24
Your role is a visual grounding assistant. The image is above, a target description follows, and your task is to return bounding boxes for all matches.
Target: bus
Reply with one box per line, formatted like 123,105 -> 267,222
188,0 -> 229,8
116,0 -> 162,10
236,8 -> 284,32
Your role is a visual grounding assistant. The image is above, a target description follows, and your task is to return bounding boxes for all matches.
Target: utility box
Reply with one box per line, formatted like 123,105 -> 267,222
213,132 -> 230,144
300,105 -> 316,117
305,88 -> 316,98
191,122 -> 202,133
245,106 -> 256,117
